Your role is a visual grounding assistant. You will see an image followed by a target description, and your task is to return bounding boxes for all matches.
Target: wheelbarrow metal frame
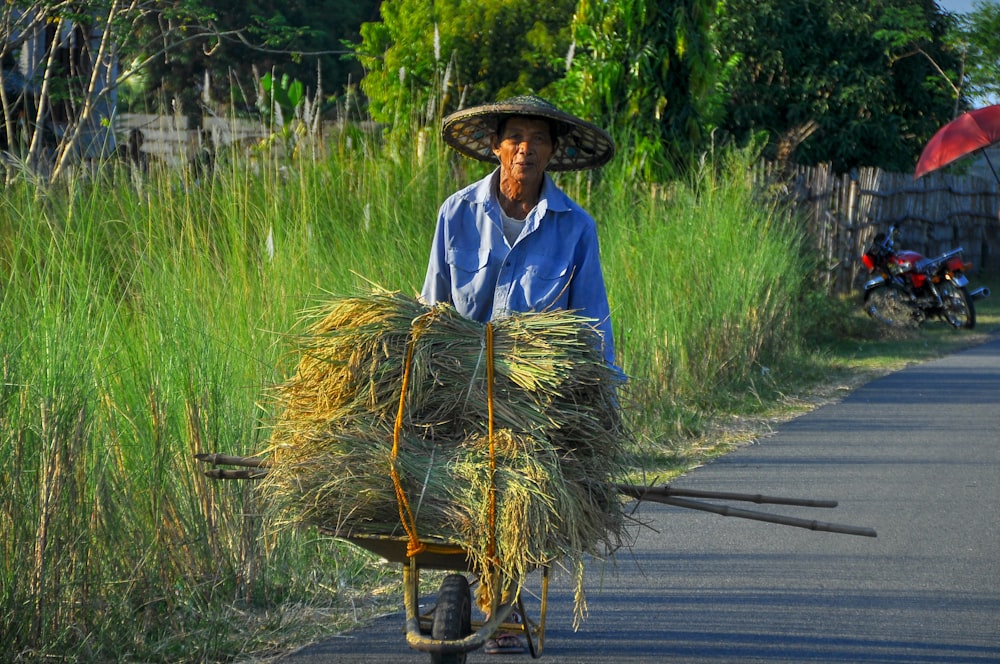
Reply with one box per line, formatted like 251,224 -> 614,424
343,533 -> 548,659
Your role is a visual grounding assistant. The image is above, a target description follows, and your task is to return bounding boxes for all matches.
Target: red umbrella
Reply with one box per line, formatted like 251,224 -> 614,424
914,104 -> 1000,182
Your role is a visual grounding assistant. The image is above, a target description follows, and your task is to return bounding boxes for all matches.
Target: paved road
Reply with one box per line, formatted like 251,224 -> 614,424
279,337 -> 1000,663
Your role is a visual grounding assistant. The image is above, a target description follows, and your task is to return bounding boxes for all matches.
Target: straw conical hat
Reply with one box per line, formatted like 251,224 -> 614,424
441,95 -> 614,171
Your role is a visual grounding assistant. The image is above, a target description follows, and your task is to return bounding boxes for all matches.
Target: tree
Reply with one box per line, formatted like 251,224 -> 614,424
354,0 -> 577,129
957,0 -> 1000,105
0,0 -> 376,182
553,0 -> 721,177
715,0 -> 963,172
123,0 -> 380,117
2,2 -> 189,177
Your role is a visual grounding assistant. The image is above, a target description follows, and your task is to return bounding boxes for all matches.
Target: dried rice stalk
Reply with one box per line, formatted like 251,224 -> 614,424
257,288 -> 630,624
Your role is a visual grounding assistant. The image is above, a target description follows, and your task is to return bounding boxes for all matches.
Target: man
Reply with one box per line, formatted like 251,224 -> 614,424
421,95 -> 618,368
420,95 -> 617,654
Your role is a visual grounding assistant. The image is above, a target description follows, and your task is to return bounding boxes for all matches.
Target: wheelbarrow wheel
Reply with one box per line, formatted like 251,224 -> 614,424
431,574 -> 472,664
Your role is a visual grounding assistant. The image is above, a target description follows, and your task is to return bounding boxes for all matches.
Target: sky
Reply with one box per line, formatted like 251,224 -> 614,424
936,0 -> 978,14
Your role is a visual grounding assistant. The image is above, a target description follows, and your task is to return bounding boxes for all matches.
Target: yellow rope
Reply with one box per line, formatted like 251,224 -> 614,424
486,322 -> 497,563
391,315 -> 428,558
389,315 -> 499,561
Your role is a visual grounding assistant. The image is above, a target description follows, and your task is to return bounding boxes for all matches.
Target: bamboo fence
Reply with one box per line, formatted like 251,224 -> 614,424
759,161 -> 1000,294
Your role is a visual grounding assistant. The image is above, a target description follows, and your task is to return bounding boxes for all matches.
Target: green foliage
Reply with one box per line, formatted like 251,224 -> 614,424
120,0 -> 380,116
354,0 -> 576,130
582,146 -> 812,433
253,70 -> 327,158
10,0 -> 984,183
553,0 -> 720,178
715,0 -> 962,171
0,2 -> 159,172
260,71 -> 305,121
115,0 -> 226,114
343,0 -> 979,176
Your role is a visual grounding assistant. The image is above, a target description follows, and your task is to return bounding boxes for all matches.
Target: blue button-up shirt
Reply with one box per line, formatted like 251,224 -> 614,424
421,169 -> 616,367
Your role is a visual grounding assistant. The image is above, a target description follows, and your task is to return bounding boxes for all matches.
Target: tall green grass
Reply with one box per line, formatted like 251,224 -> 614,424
0,132 -> 812,660
576,149 -> 809,437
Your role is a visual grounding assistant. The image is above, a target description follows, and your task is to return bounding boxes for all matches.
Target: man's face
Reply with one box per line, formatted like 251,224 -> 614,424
491,116 -> 555,184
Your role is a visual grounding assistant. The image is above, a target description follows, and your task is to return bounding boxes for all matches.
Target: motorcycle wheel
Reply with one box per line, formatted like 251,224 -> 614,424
864,284 -> 921,328
939,281 -> 976,329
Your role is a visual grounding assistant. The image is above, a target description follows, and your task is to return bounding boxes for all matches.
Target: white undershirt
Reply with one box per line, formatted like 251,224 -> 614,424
499,206 -> 528,246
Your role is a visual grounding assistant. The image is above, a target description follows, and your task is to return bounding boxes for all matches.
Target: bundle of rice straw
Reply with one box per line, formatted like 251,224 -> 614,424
258,288 -> 631,623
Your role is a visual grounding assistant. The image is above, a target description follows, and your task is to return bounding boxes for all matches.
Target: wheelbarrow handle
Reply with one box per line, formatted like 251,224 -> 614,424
194,453 -> 270,468
651,495 -> 878,538
617,483 -> 838,508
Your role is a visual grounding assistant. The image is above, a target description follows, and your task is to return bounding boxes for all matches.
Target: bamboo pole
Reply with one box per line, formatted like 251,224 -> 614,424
194,453 -> 270,468
202,468 -> 269,480
616,483 -> 838,508
633,493 -> 878,538
194,461 -> 877,535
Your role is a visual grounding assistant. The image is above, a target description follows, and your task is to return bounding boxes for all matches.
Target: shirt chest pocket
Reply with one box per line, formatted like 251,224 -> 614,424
446,246 -> 494,310
519,253 -> 573,308
523,254 -> 570,281
447,246 -> 490,276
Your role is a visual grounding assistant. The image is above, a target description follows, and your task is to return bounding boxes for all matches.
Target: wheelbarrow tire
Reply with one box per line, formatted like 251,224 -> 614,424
431,574 -> 472,664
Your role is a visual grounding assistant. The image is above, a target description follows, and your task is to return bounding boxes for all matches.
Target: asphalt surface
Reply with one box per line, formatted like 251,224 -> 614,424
278,336 -> 1000,663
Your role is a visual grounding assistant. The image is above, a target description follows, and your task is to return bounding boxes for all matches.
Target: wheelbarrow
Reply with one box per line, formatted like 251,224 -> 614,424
197,453 -> 550,661
196,453 -> 876,662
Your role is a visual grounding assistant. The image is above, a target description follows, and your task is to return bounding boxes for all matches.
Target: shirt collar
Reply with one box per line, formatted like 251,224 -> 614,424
468,168 -> 573,216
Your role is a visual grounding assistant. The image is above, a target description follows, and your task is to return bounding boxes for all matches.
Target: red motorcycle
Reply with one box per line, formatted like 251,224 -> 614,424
861,226 -> 989,329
